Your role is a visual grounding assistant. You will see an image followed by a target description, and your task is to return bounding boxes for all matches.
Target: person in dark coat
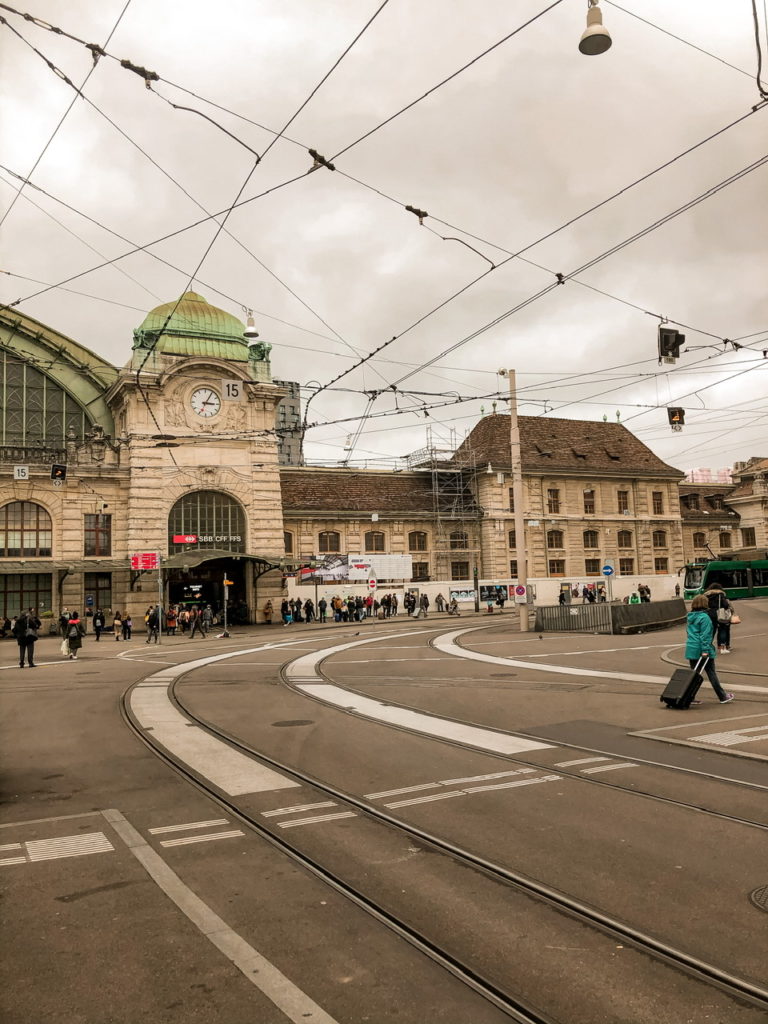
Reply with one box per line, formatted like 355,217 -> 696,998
705,582 -> 732,654
65,612 -> 85,660
13,607 -> 41,668
93,608 -> 106,641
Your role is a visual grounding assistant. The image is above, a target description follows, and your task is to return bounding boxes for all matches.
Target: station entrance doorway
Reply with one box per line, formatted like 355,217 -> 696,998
167,558 -> 247,621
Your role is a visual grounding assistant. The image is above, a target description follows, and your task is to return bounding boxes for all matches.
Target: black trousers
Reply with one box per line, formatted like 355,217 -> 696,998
18,639 -> 35,666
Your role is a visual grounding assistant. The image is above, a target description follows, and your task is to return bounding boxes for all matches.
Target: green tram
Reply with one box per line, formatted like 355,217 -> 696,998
683,559 -> 768,600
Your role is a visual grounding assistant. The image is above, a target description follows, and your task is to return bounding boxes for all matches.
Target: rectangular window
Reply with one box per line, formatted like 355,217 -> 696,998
450,560 -> 469,581
617,490 -> 629,513
742,527 -> 756,547
686,494 -> 699,510
583,489 -> 595,514
84,572 -> 112,613
411,562 -> 429,581
0,572 -> 53,619
654,558 -> 668,574
719,532 -> 732,549
548,559 -> 565,576
619,557 -> 634,575
585,559 -> 600,576
547,489 -> 560,514
508,529 -> 516,548
509,560 -> 518,577
508,488 -> 515,513
652,491 -> 664,515
84,514 -> 112,557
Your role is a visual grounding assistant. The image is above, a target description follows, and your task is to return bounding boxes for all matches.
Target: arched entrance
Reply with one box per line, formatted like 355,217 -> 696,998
166,490 -> 260,621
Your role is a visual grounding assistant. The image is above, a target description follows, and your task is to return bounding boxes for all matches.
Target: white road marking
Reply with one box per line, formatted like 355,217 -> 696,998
581,762 -> 637,775
554,757 -> 611,767
0,856 -> 26,866
367,768 -> 538,800
635,711 -> 768,734
434,627 -> 768,695
283,630 -> 553,755
25,832 -> 114,862
149,818 -> 229,835
0,842 -> 22,851
385,775 -> 560,808
689,726 -> 768,748
277,812 -> 356,829
365,782 -> 442,799
103,809 -> 340,1024
262,802 -> 336,818
160,830 -> 244,848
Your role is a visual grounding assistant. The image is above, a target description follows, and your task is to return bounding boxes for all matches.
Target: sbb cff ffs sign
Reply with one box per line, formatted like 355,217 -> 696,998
173,535 -> 197,544
131,552 -> 159,570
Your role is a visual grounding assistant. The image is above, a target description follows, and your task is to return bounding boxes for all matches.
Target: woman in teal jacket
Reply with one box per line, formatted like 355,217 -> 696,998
685,595 -> 733,703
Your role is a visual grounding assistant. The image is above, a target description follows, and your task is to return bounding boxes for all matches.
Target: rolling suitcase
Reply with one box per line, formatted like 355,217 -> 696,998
660,655 -> 708,709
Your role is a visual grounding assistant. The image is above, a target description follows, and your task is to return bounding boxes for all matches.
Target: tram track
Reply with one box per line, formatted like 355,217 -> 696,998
119,644 -> 768,1023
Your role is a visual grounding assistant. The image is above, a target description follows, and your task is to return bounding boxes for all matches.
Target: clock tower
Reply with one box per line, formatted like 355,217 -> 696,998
105,292 -> 287,622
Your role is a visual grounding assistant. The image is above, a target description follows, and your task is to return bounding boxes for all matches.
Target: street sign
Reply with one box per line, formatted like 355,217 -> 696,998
368,578 -> 377,591
85,595 -> 94,606
515,585 -> 526,596
514,584 -> 527,604
602,565 -> 614,576
13,465 -> 29,481
131,552 -> 159,571
224,579 -> 233,585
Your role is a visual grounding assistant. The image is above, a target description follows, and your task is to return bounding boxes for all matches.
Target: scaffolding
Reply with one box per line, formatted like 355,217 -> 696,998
407,426 -> 480,580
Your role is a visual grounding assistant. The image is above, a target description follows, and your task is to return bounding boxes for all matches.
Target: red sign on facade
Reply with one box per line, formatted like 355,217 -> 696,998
172,535 -> 197,544
130,552 -> 159,570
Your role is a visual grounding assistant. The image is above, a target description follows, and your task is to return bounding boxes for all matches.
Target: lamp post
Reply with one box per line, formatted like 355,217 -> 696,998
500,369 -> 529,632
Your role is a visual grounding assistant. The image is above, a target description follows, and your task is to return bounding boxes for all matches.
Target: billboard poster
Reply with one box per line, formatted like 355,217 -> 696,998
449,588 -> 475,603
348,554 -> 412,580
311,555 -> 349,581
480,584 -> 510,603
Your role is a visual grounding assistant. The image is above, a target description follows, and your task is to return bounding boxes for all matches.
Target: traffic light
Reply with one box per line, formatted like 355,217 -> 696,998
658,326 -> 685,364
667,407 -> 685,430
50,463 -> 67,481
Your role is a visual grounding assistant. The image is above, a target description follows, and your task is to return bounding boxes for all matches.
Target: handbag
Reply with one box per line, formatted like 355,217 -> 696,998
716,607 -> 732,623
731,613 -> 741,624
25,627 -> 38,639
60,639 -> 68,656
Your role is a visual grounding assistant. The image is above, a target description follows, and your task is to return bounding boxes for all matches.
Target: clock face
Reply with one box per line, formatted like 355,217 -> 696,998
190,387 -> 221,418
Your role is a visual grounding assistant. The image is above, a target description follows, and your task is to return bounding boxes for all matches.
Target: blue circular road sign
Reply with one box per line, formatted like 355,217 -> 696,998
601,565 -> 614,576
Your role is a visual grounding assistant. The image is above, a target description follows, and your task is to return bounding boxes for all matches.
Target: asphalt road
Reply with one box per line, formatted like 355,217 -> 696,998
2,603 -> 767,1023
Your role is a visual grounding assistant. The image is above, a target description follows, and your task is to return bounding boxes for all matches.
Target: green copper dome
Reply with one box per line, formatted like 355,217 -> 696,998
133,292 -> 250,360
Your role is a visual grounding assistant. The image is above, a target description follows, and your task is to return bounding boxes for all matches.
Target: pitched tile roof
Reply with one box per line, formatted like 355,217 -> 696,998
456,414 -> 683,477
281,467 -> 435,514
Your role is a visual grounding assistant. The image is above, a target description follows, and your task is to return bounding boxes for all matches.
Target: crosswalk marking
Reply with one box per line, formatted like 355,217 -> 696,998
149,818 -> 229,835
385,775 -> 560,808
0,856 -> 26,867
277,812 -> 356,829
555,757 -> 610,767
25,832 -> 114,862
262,802 -> 337,818
0,842 -> 22,852
581,762 -> 637,775
160,830 -> 244,848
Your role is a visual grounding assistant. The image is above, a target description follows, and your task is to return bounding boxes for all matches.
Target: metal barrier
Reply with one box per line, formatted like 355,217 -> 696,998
535,603 -> 613,634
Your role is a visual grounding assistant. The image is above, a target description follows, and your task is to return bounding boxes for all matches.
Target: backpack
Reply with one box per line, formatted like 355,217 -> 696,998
68,622 -> 80,638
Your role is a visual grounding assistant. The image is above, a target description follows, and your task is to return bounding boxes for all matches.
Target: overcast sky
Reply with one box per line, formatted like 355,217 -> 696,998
1,0 -> 767,473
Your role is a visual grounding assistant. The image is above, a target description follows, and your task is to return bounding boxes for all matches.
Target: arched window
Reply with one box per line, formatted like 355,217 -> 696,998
719,532 -> 732,549
0,351 -> 92,444
284,531 -> 294,554
617,530 -> 633,548
508,529 -> 516,548
168,491 -> 245,553
583,529 -> 599,548
449,531 -> 468,549
408,531 -> 427,552
0,501 -> 52,557
547,529 -> 564,548
652,530 -> 667,548
319,531 -> 341,553
692,532 -> 706,548
364,530 -> 385,553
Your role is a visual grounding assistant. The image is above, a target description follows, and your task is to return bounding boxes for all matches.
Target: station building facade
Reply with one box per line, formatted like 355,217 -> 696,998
4,292 -> 761,623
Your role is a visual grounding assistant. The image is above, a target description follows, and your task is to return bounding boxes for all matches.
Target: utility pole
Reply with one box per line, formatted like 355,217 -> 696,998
157,554 -> 163,646
506,369 -> 529,632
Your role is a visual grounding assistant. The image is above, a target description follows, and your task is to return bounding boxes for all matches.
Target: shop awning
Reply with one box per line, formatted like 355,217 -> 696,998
162,549 -> 280,573
0,559 -> 130,574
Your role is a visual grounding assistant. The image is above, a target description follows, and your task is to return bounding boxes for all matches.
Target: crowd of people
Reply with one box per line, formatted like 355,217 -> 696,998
270,590 -> 465,625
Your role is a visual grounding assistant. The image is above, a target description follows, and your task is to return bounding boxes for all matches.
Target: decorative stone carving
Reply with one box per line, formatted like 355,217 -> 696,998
165,398 -> 187,428
229,404 -> 247,430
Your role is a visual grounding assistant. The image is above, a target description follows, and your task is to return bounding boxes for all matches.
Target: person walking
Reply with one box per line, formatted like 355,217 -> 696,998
675,583 -> 681,598
65,611 -> 85,660
145,606 -> 160,644
122,614 -> 133,641
59,607 -> 70,637
419,593 -> 430,618
93,608 -> 105,641
189,608 -> 205,639
263,600 -> 273,625
166,607 -> 177,636
13,607 -> 41,668
304,598 -> 315,623
112,611 -> 123,640
685,594 -> 733,704
202,605 -> 214,634
705,582 -> 733,654
558,591 -> 566,606
318,597 -> 327,623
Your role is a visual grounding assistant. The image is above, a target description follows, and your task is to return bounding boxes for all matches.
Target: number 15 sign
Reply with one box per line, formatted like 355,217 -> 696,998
221,379 -> 244,401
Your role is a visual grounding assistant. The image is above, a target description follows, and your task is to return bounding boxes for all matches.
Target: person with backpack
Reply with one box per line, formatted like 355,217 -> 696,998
65,611 -> 85,660
93,608 -> 106,641
13,607 -> 41,668
705,582 -> 733,654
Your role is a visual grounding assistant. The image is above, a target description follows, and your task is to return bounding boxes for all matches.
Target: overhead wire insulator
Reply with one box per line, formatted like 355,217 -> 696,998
405,204 -> 428,225
120,59 -> 159,88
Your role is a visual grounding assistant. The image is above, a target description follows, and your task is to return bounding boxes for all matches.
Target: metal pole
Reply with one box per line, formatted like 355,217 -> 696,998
507,369 -> 529,632
157,555 -> 162,646
222,573 -> 229,637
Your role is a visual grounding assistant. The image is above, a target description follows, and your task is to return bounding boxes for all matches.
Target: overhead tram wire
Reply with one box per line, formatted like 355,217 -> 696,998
0,0 -> 131,230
